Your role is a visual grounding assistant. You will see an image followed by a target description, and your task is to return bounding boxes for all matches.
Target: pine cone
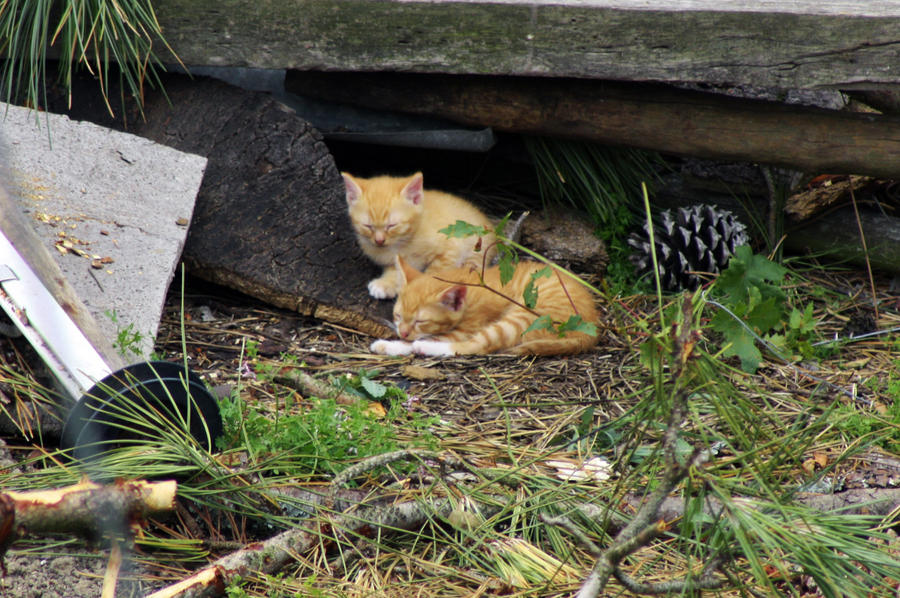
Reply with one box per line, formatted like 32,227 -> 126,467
627,204 -> 749,291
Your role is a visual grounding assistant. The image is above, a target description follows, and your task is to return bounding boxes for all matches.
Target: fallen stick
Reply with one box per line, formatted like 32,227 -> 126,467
146,495 -> 500,598
0,478 -> 177,542
272,370 -> 361,406
0,478 -> 177,592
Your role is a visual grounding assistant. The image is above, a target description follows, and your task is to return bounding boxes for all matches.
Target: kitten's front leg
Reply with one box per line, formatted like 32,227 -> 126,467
411,339 -> 456,357
371,339 -> 414,356
368,266 -> 400,299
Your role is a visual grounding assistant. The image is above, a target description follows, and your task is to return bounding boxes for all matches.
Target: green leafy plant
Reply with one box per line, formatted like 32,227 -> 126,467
105,309 -> 147,359
218,371 -> 437,477
710,246 -> 818,372
0,0 -> 176,116
333,368 -> 408,403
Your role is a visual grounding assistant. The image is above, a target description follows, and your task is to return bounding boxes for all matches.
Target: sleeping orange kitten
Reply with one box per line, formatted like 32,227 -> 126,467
371,256 -> 599,356
343,172 -> 496,299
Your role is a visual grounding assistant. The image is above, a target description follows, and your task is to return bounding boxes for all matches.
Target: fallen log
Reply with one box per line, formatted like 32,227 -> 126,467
784,208 -> 900,273
287,72 -> 900,179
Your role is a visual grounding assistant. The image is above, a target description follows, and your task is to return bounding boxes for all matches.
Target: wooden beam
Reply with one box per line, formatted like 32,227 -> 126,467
155,0 -> 900,89
286,71 -> 900,179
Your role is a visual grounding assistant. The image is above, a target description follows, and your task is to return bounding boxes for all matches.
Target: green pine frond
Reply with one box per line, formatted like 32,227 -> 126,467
0,0 -> 177,117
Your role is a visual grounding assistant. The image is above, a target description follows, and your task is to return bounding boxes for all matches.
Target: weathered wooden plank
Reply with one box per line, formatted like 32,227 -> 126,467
0,185 -> 125,375
155,0 -> 900,89
287,71 -> 900,178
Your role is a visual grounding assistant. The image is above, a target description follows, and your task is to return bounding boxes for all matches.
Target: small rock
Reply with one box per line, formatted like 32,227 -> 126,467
519,210 -> 608,275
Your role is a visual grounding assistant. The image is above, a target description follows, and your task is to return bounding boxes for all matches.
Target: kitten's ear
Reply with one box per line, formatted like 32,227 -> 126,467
342,173 -> 363,205
439,285 -> 467,312
396,256 -> 421,286
402,172 -> 425,206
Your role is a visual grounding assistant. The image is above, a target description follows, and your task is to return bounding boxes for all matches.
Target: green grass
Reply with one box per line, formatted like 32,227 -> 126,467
0,0 -> 175,116
524,136 -> 665,294
834,370 -> 900,452
217,380 -> 439,479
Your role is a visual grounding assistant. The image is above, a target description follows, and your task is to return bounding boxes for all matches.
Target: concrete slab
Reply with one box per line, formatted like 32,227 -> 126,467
0,104 -> 207,360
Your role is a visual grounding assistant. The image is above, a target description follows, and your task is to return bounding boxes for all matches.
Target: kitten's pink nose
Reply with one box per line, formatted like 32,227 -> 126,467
398,326 -> 409,339
373,233 -> 386,246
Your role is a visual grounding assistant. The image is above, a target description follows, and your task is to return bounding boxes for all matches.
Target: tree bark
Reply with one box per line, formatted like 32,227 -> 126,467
0,479 -> 176,544
287,71 -> 900,179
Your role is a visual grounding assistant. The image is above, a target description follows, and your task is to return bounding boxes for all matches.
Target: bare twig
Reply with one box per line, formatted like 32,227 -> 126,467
146,494 -> 505,598
272,370 -> 361,405
0,479 -> 176,544
574,293 -> 728,597
849,184 -> 880,322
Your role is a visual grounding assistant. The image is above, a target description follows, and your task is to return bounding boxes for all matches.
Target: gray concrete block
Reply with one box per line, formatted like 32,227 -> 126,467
1,104 -> 207,360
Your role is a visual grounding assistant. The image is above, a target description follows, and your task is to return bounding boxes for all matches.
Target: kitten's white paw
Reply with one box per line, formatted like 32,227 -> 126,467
368,278 -> 397,300
412,340 -> 456,357
371,339 -> 413,356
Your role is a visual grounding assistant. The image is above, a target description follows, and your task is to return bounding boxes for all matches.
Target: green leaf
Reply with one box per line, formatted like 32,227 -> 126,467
497,246 -> 517,285
711,309 -> 763,373
524,314 -> 554,335
359,376 -> 387,399
789,303 -> 817,334
744,296 -> 785,334
522,267 -> 552,308
716,245 -> 787,304
522,281 -> 539,308
557,315 -> 598,337
493,212 -> 513,237
438,220 -> 490,238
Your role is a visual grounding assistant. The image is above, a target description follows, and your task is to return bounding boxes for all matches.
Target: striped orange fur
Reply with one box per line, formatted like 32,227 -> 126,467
372,256 -> 599,356
343,172 -> 496,300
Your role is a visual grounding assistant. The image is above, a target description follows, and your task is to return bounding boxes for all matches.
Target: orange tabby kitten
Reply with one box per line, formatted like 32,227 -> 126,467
343,172 -> 496,299
371,256 -> 599,356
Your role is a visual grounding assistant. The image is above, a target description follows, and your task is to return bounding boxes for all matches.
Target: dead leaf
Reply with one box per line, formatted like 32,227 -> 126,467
365,401 -> 387,418
813,451 -> 828,468
400,365 -> 446,381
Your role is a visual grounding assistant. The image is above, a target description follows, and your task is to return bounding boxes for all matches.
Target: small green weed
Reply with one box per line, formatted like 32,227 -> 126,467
597,202 -> 642,295
105,309 -> 147,359
332,368 -> 407,402
218,370 -> 437,478
709,246 -> 819,373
